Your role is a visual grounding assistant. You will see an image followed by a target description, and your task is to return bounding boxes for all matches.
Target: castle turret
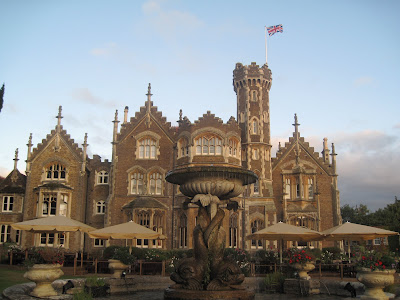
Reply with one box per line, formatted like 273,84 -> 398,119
233,62 -> 273,197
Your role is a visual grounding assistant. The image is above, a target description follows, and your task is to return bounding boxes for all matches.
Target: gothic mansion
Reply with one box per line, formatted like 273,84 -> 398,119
0,62 -> 341,252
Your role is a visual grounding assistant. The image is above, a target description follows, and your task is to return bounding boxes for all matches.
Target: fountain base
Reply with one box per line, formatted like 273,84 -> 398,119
164,287 -> 255,300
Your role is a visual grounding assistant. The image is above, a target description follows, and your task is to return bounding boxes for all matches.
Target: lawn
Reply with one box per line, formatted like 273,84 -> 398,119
0,265 -> 29,295
0,264 -> 88,295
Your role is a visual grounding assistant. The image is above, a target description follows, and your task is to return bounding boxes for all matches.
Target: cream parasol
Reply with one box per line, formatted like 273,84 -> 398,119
246,221 -> 323,263
88,220 -> 167,240
11,215 -> 96,233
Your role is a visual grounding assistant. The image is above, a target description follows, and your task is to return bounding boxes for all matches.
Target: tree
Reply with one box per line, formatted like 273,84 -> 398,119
341,203 -> 370,224
0,83 -> 4,112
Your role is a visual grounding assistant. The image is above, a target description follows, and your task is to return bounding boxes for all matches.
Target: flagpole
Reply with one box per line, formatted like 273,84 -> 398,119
265,26 -> 268,64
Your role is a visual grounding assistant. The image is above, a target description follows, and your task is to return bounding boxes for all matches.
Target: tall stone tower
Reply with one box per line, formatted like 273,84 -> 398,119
233,62 -> 273,198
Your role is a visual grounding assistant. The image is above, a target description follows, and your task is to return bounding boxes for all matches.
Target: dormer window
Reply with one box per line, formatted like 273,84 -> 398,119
195,135 -> 222,156
46,163 -> 66,180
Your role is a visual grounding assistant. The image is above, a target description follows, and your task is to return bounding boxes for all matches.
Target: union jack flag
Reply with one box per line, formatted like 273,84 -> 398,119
266,24 -> 283,36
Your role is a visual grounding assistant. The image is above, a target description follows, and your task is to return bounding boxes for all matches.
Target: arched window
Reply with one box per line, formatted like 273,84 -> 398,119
252,120 -> 258,135
178,138 -> 189,157
96,201 -> 106,214
152,213 -> 163,248
137,211 -> 150,247
251,219 -> 264,249
138,138 -> 157,159
179,214 -> 187,248
253,180 -> 259,195
308,178 -> 314,199
130,172 -> 144,195
46,163 -> 66,180
252,90 -> 257,101
284,178 -> 291,200
97,171 -> 109,184
195,135 -> 222,155
228,138 -> 239,157
59,194 -> 68,216
149,172 -> 162,195
229,214 -> 238,248
42,193 -> 57,216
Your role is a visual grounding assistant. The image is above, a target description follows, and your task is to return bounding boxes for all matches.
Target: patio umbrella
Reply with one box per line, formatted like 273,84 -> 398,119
88,220 -> 167,240
11,215 -> 96,233
321,221 -> 399,258
246,221 -> 323,263
321,221 -> 399,241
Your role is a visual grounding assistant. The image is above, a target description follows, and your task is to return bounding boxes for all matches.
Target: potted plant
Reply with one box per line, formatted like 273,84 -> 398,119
104,246 -> 136,278
286,247 -> 315,280
353,246 -> 397,299
23,246 -> 65,297
84,276 -> 109,297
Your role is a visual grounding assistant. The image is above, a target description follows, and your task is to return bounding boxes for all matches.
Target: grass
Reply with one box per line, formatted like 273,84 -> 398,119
0,264 -> 91,295
0,265 -> 29,295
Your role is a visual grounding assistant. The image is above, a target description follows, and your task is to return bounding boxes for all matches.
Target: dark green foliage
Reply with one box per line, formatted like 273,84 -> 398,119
253,249 -> 279,264
223,248 -> 251,276
103,246 -> 135,265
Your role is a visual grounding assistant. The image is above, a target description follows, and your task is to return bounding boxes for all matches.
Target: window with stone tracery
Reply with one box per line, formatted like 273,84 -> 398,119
178,138 -> 189,157
149,172 -> 162,195
45,163 -> 66,180
136,211 -> 150,247
229,214 -> 238,248
179,214 -> 188,248
251,219 -> 264,249
130,172 -> 144,195
97,171 -> 109,185
228,138 -> 239,158
195,135 -> 222,155
138,138 -> 157,159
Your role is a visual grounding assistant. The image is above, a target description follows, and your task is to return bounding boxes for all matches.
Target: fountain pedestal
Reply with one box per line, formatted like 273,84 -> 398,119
165,166 -> 257,299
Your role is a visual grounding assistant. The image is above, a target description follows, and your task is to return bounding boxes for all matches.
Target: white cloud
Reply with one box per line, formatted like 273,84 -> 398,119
353,76 -> 374,87
70,88 -> 121,108
141,0 -> 204,40
272,129 -> 400,211
90,42 -> 117,57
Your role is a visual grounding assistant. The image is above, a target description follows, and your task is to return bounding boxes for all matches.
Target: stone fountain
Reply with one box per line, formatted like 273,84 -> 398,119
164,165 -> 257,300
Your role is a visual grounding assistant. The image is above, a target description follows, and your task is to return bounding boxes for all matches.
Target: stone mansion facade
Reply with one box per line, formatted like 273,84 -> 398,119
0,62 -> 341,253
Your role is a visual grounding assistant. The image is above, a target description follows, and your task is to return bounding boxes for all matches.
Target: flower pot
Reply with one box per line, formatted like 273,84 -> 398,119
356,268 -> 395,300
292,263 -> 315,280
24,263 -> 64,297
108,259 -> 128,278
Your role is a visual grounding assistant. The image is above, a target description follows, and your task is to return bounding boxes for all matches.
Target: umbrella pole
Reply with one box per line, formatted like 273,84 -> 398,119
280,239 -> 283,264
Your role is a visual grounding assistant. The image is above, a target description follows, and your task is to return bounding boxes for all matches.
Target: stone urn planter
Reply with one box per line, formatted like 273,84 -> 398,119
108,259 -> 128,278
356,268 -> 396,300
24,263 -> 64,297
292,263 -> 315,280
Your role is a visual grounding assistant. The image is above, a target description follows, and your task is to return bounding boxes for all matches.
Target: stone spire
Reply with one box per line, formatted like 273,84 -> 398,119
56,105 -> 63,132
322,137 -> 330,163
13,148 -> 19,170
112,110 -> 119,144
331,143 -> 337,175
81,133 -> 88,174
293,113 -> 300,139
26,133 -> 33,175
145,84 -> 152,128
123,106 -> 129,124
146,83 -> 152,113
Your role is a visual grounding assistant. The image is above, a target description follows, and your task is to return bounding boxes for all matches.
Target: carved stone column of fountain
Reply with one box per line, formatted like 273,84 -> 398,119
164,166 -> 257,300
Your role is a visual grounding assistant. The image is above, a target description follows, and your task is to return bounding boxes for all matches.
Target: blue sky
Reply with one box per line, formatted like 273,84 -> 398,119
1,0 -> 399,211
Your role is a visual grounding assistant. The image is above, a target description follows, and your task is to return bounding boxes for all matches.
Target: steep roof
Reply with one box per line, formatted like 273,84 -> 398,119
0,169 -> 26,194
